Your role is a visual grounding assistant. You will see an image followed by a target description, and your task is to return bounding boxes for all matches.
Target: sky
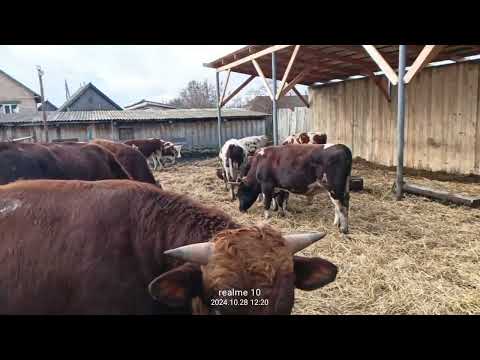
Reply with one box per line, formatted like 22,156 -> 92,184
0,45 -> 305,108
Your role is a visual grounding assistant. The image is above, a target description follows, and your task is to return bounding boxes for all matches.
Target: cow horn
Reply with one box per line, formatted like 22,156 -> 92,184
164,242 -> 214,265
283,232 -> 327,254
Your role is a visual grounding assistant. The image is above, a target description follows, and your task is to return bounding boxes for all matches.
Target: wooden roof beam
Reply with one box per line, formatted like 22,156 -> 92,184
220,75 -> 256,108
252,59 -> 274,100
279,69 -> 310,98
291,87 -> 309,108
362,45 -> 399,85
277,45 -> 301,100
404,45 -> 446,84
216,45 -> 293,72
220,69 -> 231,105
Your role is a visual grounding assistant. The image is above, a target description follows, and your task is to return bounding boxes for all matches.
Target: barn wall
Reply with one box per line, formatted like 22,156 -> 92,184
0,118 -> 266,150
118,118 -> 266,151
278,61 -> 480,175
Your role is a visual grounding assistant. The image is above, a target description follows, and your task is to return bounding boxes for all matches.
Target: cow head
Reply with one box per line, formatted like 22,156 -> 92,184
161,142 -> 182,165
312,133 -> 328,145
237,177 -> 261,213
148,225 -> 337,315
298,133 -> 310,144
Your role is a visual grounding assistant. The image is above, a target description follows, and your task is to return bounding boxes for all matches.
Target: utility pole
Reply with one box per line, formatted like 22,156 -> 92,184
37,66 -> 48,143
65,79 -> 71,100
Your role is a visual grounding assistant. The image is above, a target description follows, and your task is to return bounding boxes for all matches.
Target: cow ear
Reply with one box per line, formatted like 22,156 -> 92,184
148,264 -> 203,308
293,256 -> 338,291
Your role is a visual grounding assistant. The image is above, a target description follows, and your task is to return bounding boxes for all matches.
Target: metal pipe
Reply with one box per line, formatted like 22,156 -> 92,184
396,45 -> 407,200
272,52 -> 278,145
216,71 -> 222,150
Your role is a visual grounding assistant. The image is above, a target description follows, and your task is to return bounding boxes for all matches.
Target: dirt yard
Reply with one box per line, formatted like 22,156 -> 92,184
155,158 -> 480,315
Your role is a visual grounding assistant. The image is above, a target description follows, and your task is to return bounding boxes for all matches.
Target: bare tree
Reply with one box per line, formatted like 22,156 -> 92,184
168,79 -> 217,108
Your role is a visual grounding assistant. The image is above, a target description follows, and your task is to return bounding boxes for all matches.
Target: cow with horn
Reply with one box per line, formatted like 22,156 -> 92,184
0,179 -> 337,315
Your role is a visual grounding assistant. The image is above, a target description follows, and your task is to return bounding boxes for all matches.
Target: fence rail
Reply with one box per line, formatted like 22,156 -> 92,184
10,136 -> 34,143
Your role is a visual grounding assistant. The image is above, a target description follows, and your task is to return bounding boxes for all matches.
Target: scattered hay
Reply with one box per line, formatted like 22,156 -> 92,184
155,158 -> 480,315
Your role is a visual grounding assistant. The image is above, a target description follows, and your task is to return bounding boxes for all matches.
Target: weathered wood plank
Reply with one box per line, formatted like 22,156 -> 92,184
404,45 -> 446,83
362,45 -> 399,85
403,182 -> 480,208
220,75 -> 256,108
216,45 -> 292,72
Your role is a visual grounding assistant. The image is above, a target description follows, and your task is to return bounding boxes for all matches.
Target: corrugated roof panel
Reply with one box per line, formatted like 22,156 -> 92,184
0,109 -> 268,124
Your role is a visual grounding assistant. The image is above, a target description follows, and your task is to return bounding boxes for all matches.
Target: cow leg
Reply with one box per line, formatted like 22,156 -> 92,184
153,154 -> 164,171
223,169 -> 229,191
276,191 -> 290,217
261,184 -> 275,220
258,193 -> 264,203
306,195 -> 314,206
271,196 -> 278,211
328,192 -> 349,234
282,192 -> 291,215
147,156 -> 156,171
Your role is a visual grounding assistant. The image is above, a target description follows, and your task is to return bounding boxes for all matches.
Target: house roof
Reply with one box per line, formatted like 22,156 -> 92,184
57,82 -> 123,111
0,69 -> 41,103
0,108 -> 268,124
124,99 -> 176,110
38,100 -> 58,111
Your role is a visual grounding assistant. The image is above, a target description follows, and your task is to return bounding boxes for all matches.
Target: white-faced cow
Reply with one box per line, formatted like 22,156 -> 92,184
236,144 -> 353,234
219,139 -> 249,198
0,179 -> 337,314
282,132 -> 328,145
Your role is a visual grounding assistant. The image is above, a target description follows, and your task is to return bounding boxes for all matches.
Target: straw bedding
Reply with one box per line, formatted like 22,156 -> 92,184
155,158 -> 480,315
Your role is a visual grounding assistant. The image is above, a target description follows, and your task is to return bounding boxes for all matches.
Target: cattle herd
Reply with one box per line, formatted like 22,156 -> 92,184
0,131 -> 351,315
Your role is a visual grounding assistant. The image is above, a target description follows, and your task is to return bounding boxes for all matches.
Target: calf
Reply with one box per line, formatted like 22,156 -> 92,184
0,179 -> 337,314
0,141 -> 131,185
282,132 -> 328,145
91,139 -> 160,186
237,144 -> 353,234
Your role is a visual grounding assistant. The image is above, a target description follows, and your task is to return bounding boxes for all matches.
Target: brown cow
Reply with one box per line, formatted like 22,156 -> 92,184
91,139 -> 160,186
0,179 -> 337,315
0,141 -> 131,185
237,144 -> 352,234
282,132 -> 328,145
124,139 -> 181,170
